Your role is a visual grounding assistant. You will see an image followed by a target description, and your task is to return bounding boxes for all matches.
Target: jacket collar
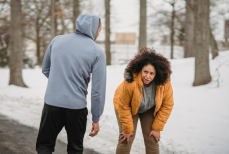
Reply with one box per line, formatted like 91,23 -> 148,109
134,72 -> 143,88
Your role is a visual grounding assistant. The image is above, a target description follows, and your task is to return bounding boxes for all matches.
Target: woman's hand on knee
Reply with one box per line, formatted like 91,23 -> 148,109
120,131 -> 133,144
148,130 -> 160,142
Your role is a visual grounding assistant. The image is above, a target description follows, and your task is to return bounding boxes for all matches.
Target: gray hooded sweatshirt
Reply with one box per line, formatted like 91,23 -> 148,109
42,14 -> 106,122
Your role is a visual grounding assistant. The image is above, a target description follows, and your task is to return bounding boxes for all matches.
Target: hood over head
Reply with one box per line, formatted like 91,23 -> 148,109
75,14 -> 100,40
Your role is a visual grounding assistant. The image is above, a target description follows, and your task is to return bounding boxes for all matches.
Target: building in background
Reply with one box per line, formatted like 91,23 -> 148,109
97,32 -> 138,65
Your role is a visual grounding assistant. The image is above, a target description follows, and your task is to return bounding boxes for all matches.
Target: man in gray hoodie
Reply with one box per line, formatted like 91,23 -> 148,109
36,14 -> 106,154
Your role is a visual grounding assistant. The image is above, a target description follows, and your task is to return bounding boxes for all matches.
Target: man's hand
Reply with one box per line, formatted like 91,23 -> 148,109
148,129 -> 160,142
89,122 -> 99,137
120,131 -> 133,144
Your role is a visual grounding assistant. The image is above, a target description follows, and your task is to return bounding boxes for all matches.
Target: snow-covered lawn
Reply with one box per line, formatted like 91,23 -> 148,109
0,51 -> 229,154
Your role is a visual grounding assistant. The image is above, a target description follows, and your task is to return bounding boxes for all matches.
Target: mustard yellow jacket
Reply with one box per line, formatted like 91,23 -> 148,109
113,72 -> 174,133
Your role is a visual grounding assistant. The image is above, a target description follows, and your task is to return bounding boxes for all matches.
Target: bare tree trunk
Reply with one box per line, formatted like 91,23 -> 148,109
170,2 -> 175,59
184,0 -> 195,58
138,0 -> 147,51
105,0 -> 111,65
73,0 -> 80,31
193,0 -> 211,86
225,20 -> 228,42
9,0 -> 27,87
51,0 -> 55,38
54,0 -> 59,36
210,29 -> 218,59
36,28 -> 41,66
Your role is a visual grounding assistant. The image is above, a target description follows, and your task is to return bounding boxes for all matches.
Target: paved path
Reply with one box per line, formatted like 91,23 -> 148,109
0,114 -> 99,154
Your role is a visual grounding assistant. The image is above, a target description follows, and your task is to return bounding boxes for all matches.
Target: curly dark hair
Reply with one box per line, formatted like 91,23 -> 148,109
124,47 -> 172,85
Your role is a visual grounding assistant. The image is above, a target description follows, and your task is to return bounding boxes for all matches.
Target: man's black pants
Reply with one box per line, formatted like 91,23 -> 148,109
36,103 -> 88,154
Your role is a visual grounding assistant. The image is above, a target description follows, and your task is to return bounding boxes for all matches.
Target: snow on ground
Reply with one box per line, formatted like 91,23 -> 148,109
0,51 -> 229,154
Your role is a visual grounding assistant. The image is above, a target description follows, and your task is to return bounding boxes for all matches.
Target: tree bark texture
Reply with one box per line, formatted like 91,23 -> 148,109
73,0 -> 80,31
9,0 -> 27,87
170,2 -> 175,59
193,0 -> 211,86
54,0 -> 59,36
184,0 -> 195,58
51,0 -> 55,38
36,28 -> 41,66
105,0 -> 111,65
138,0 -> 147,51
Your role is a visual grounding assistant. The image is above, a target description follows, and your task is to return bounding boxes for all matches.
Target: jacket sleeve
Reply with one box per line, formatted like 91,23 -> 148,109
91,50 -> 106,122
118,81 -> 134,133
152,81 -> 174,131
42,36 -> 58,78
